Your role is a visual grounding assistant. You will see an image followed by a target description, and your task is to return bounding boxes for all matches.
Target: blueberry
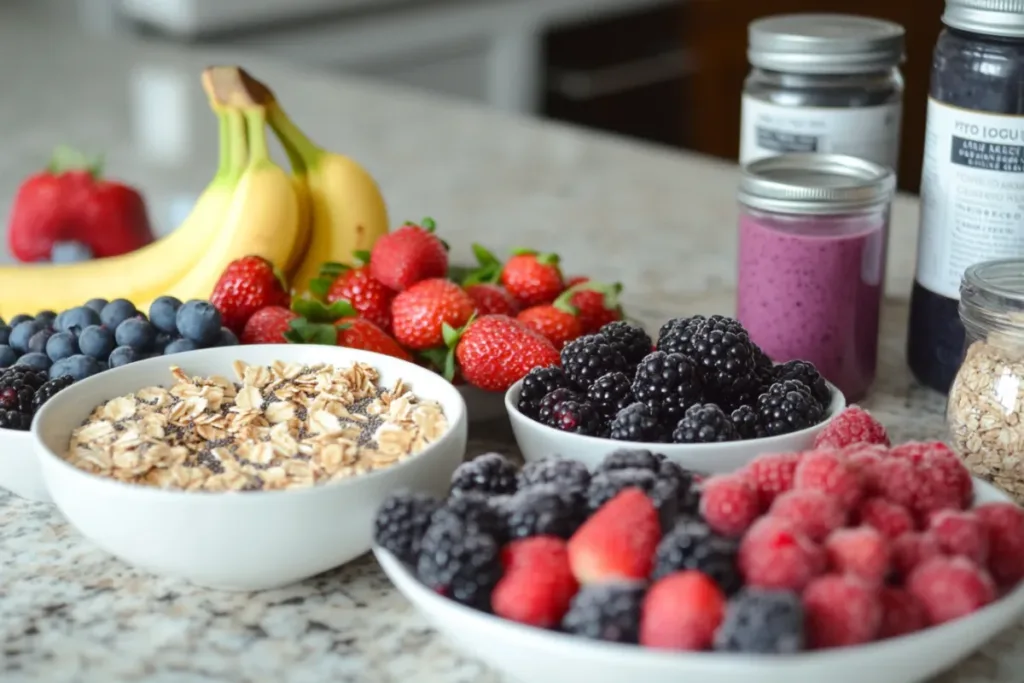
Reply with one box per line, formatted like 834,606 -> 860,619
85,298 -> 108,314
27,328 -> 54,354
97,361 -> 109,373
15,352 -> 51,372
217,327 -> 239,346
100,299 -> 138,330
49,359 -> 69,379
154,332 -> 173,353
0,325 -> 12,346
60,354 -> 101,381
35,310 -> 57,329
78,325 -> 116,360
9,314 -> 33,328
176,300 -> 222,346
163,338 -> 198,355
46,332 -> 79,362
0,346 -> 17,368
59,306 -> 101,334
108,346 -> 139,368
114,318 -> 156,352
149,296 -> 183,335
10,320 -> 43,353
134,312 -> 149,322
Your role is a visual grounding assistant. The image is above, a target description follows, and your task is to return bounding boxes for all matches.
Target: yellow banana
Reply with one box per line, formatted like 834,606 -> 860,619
139,106 -> 299,311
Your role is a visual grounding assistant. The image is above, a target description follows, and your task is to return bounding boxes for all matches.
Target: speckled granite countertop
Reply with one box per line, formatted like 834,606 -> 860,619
0,9 -> 1020,683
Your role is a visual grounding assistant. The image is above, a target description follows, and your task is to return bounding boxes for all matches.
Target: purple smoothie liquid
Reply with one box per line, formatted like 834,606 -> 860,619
736,209 -> 887,401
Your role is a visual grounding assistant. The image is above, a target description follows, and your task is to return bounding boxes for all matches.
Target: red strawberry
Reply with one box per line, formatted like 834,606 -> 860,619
391,278 -> 476,350
567,488 -> 661,584
336,318 -> 412,361
640,571 -> 726,651
241,306 -> 297,344
210,255 -> 291,335
447,314 -> 561,392
516,295 -> 583,350
501,249 -> 565,307
317,257 -> 396,332
369,218 -> 448,291
464,283 -> 519,316
493,537 -> 579,628
565,275 -> 590,288
568,281 -> 624,334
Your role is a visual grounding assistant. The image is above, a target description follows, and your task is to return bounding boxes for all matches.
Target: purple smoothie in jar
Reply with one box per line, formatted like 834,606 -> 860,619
735,154 -> 895,401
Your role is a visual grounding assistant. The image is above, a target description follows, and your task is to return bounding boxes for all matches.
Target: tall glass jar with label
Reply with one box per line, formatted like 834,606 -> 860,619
908,0 -> 1024,394
740,14 -> 906,170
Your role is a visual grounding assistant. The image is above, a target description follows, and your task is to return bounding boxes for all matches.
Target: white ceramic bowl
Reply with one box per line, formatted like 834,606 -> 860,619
0,428 -> 51,502
376,478 -> 1024,683
505,380 -> 845,474
33,344 -> 468,591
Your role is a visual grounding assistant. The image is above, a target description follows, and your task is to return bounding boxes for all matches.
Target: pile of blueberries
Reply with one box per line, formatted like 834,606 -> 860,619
0,296 -> 237,382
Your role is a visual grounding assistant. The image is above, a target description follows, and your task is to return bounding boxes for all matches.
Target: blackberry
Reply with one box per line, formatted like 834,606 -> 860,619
560,334 -> 631,391
756,380 -> 824,436
714,589 -> 805,654
596,449 -> 700,515
543,399 -> 604,436
597,448 -> 666,473
586,372 -> 636,419
631,351 -> 703,426
773,359 -> 831,408
597,321 -> 652,366
518,458 -> 591,493
730,404 -> 767,440
752,345 -> 776,391
656,315 -> 705,355
33,375 -> 74,411
561,583 -> 646,643
0,409 -> 31,431
449,453 -> 519,497
681,316 -> 760,409
2,366 -> 48,390
608,402 -> 664,443
653,518 -> 742,594
373,491 -> 442,565
517,366 -> 567,418
0,372 -> 39,416
587,467 -> 680,527
505,484 -> 589,539
536,387 -> 582,425
416,517 -> 502,610
432,491 -> 508,543
671,403 -> 739,444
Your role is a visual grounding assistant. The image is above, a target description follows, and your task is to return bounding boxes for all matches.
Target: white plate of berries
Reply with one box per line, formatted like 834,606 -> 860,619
372,408 -> 1024,683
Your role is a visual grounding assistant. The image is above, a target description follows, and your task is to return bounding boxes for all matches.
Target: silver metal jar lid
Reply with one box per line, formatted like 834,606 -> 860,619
748,14 -> 906,74
943,0 -> 1024,38
738,154 -> 896,215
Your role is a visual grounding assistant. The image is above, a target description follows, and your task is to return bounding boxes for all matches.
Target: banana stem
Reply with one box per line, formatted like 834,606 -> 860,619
243,108 -> 272,166
225,108 -> 249,181
265,102 -> 323,169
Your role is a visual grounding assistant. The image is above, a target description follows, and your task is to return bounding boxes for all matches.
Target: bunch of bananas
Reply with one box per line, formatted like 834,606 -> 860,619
0,66 -> 389,318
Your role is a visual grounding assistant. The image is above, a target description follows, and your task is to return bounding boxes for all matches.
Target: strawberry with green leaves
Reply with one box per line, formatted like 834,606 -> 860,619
307,253 -> 396,332
466,244 -> 564,309
370,217 -> 449,291
241,306 -> 297,345
443,314 -> 560,392
210,255 -> 291,335
288,298 -> 411,361
391,277 -> 476,350
516,289 -> 583,350
464,283 -> 519,317
565,279 -> 624,334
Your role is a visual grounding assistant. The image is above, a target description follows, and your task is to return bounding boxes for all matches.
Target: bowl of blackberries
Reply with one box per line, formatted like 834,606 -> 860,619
505,316 -> 844,473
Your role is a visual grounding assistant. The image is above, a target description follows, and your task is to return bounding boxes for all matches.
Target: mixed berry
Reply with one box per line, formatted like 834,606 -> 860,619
0,366 -> 72,430
373,407 -> 1024,653
517,315 -> 832,443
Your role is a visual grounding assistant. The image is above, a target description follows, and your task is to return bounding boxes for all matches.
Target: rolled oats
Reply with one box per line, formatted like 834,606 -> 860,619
63,360 -> 448,492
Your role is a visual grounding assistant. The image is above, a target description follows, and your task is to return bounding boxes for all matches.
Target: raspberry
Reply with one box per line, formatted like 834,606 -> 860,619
841,444 -> 887,492
907,556 -> 996,625
743,451 -> 802,509
493,537 -> 579,628
699,474 -> 760,537
857,497 -> 914,540
890,441 -> 972,515
877,587 -> 927,640
890,531 -> 942,578
812,405 -> 889,449
793,450 -> 864,510
824,526 -> 890,585
738,517 -> 824,591
975,502 -> 1024,587
768,489 -> 846,542
928,509 -> 989,565
869,457 -> 917,510
802,574 -> 882,649
640,571 -> 726,651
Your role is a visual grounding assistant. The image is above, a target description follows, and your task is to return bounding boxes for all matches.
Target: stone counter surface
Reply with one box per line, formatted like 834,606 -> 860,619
0,10 -> 1020,683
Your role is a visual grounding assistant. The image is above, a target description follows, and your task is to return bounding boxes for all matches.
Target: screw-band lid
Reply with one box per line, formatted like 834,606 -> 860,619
748,13 -> 906,74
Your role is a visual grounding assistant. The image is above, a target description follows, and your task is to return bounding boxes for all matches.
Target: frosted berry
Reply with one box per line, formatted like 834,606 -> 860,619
714,588 -> 805,654
802,574 -> 882,649
975,502 -> 1024,587
812,405 -> 889,449
824,526 -> 890,586
928,509 -> 989,565
640,571 -> 725,651
743,451 -> 802,509
561,583 -> 645,644
738,517 -> 824,591
907,556 -> 996,625
856,497 -> 914,540
699,474 -> 760,537
877,587 -> 927,640
793,450 -> 864,510
449,453 -> 519,497
768,489 -> 845,542
890,531 -> 943,579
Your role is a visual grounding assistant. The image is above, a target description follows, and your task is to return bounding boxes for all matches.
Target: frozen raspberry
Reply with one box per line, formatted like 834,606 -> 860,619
640,571 -> 726,651
869,457 -> 917,510
890,441 -> 972,514
907,556 -> 996,625
824,526 -> 890,586
699,474 -> 761,537
928,509 -> 989,565
802,574 -> 882,649
768,489 -> 846,542
857,497 -> 914,540
813,406 -> 889,449
975,503 -> 1024,587
744,451 -> 802,509
841,444 -> 887,493
877,587 -> 927,640
493,537 -> 579,628
890,531 -> 942,579
738,517 -> 824,592
793,450 -> 864,511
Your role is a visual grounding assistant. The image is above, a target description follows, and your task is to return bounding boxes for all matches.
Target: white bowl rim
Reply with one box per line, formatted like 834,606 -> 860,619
373,479 -> 1024,670
31,344 -> 467,502
503,377 -> 846,453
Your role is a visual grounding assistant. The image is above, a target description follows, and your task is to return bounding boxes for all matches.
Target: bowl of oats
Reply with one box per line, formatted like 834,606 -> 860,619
31,344 -> 468,591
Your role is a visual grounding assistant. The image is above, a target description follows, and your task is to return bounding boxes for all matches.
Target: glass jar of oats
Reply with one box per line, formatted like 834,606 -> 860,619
948,258 -> 1024,504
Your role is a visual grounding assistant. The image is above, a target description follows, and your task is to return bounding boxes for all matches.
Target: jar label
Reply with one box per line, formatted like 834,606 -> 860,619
916,98 -> 1024,299
739,95 -> 902,170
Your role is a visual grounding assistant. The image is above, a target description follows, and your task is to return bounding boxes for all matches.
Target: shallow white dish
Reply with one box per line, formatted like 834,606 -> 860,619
0,427 -> 51,503
376,479 -> 1024,683
505,379 -> 845,474
33,344 -> 468,591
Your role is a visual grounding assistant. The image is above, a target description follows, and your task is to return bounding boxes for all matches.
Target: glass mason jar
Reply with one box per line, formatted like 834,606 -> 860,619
948,258 -> 1024,504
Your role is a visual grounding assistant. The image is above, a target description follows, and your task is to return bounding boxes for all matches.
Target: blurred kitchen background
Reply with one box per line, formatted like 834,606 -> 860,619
11,0 -> 936,193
